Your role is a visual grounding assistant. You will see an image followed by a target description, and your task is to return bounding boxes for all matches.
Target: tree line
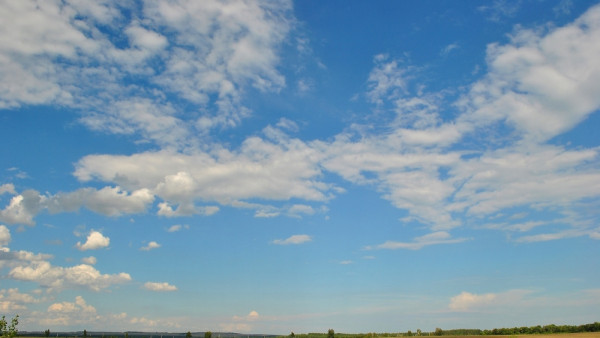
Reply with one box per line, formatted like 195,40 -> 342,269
286,322 -> 600,338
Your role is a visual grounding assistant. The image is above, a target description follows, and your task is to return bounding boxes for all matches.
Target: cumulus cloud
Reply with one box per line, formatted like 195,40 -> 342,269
38,296 -> 175,329
76,231 -> 110,251
9,262 -> 131,292
43,296 -> 100,327
0,247 -> 53,271
140,241 -> 161,251
272,234 -> 312,245
143,282 -> 177,292
48,296 -> 96,314
0,190 -> 45,225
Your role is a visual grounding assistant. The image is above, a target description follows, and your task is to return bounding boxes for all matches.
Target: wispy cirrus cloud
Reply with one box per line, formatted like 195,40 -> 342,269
366,231 -> 470,250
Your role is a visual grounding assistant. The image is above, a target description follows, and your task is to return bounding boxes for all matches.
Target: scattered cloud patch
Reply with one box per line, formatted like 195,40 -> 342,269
140,241 -> 161,251
449,289 -> 535,312
143,282 -> 177,292
272,234 -> 312,245
81,256 -> 97,265
167,224 -> 189,233
0,225 -> 10,246
449,291 -> 497,311
0,184 -> 15,195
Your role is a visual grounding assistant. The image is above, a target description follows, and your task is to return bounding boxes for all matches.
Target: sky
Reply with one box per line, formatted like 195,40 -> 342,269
1,0 -> 600,334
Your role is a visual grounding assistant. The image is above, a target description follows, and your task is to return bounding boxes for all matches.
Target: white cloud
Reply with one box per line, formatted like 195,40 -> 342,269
0,186 -> 154,225
459,5 -> 600,142
76,231 -> 110,251
367,231 -> 469,250
0,184 -> 15,195
9,262 -> 131,292
0,0 -> 293,146
0,190 -> 45,225
167,224 -> 189,232
143,282 -> 177,292
449,289 -> 534,312
125,24 -> 168,52
514,227 -> 599,243
320,4 -> 600,241
0,247 -> 53,270
0,288 -> 43,312
50,186 -> 155,217
478,0 -> 522,22
367,54 -> 410,105
38,298 -> 175,330
449,291 -> 497,311
43,296 -> 101,327
48,296 -> 96,314
74,133 -> 334,216
451,145 -> 600,216
140,241 -> 161,251
0,225 -> 10,246
81,256 -> 97,265
287,204 -> 315,217
441,43 -> 459,56
247,310 -> 260,321
272,234 -> 312,245
227,310 -> 261,332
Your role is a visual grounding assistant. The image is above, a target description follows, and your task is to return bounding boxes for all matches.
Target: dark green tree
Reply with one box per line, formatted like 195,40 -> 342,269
204,331 -> 212,338
83,329 -> 88,338
416,329 -> 421,336
328,329 -> 335,338
45,329 -> 51,337
290,332 -> 295,338
186,332 -> 192,338
407,331 -> 412,337
0,315 -> 19,338
434,328 -> 443,336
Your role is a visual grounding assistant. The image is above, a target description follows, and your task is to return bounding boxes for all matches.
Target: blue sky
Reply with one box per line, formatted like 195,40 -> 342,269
1,0 -> 600,334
